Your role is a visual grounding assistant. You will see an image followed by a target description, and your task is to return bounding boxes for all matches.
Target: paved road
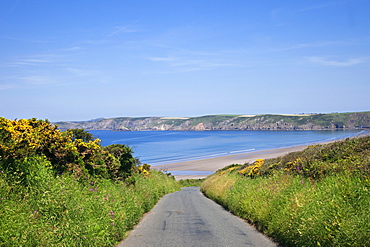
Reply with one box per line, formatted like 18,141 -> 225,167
118,187 -> 277,247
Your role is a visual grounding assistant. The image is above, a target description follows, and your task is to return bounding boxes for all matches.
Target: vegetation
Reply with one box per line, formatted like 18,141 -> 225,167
0,118 -> 139,180
0,117 -> 180,246
68,128 -> 95,142
178,178 -> 205,187
55,111 -> 370,131
201,136 -> 370,246
3,116 -> 369,246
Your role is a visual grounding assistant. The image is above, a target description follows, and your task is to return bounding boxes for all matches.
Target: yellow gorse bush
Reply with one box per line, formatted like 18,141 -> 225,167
137,165 -> 150,176
238,159 -> 264,178
0,117 -> 137,180
220,166 -> 239,175
0,117 -> 70,159
284,158 -> 302,172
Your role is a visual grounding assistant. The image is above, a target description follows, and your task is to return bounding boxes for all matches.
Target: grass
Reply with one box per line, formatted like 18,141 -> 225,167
177,178 -> 205,187
201,136 -> 370,246
0,157 -> 180,246
0,118 -> 183,246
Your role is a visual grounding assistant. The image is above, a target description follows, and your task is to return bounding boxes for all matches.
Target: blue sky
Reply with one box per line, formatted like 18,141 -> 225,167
1,0 -> 369,121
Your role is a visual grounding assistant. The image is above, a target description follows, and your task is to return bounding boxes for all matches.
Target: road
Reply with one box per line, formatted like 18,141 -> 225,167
118,187 -> 277,247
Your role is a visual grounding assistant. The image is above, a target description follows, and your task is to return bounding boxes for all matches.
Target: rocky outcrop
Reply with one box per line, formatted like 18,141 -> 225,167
55,112 -> 370,131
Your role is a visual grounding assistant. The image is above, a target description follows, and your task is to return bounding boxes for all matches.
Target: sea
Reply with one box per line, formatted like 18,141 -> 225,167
89,130 -> 365,168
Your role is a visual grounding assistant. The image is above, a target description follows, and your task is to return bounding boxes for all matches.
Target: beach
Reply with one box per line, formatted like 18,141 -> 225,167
153,144 -> 310,180
153,131 -> 370,180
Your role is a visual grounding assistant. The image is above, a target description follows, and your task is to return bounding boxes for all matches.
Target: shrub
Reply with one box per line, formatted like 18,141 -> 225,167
103,144 -> 138,179
0,117 -> 139,180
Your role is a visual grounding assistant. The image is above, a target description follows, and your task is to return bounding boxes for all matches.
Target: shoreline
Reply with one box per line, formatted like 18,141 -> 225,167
154,145 -> 311,180
153,131 -> 370,180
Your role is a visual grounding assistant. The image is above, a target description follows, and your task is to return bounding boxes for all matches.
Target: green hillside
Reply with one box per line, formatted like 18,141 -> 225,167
55,111 -> 370,131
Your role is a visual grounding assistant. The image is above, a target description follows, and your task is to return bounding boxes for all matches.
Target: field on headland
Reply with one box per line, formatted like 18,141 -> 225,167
201,135 -> 370,246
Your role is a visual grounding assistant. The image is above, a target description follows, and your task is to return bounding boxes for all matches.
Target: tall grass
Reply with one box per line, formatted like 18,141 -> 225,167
177,178 -> 205,187
201,136 -> 370,246
0,118 -> 181,246
0,156 -> 180,246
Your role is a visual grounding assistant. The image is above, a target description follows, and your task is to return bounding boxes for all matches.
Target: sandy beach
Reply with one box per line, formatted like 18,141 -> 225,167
153,145 -> 310,180
153,131 -> 370,180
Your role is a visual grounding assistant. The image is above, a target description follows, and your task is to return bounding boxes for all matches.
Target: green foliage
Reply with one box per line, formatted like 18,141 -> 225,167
3,156 -> 53,190
0,117 -> 138,180
201,136 -> 370,246
67,128 -> 95,142
178,178 -> 205,187
0,166 -> 180,246
229,136 -> 370,180
0,117 -> 181,245
103,144 -> 137,178
216,163 -> 241,172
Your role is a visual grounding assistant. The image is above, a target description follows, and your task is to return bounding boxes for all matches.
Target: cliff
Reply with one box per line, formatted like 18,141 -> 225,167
55,112 -> 370,131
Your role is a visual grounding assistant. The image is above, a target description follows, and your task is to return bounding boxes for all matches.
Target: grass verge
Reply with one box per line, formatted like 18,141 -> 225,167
0,118 -> 181,246
178,178 -> 205,187
0,159 -> 180,246
201,136 -> 370,246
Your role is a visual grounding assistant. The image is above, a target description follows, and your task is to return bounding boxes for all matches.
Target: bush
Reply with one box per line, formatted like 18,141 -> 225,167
103,144 -> 137,179
0,117 -> 139,180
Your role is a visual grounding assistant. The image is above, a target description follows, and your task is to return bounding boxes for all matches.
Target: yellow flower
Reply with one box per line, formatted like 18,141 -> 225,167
238,159 -> 264,177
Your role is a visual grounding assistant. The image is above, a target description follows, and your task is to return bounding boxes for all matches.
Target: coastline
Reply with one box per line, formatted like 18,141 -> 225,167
154,145 -> 310,180
153,131 -> 370,180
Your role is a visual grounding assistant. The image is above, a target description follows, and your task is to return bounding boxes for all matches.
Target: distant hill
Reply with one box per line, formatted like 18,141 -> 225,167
55,112 -> 370,131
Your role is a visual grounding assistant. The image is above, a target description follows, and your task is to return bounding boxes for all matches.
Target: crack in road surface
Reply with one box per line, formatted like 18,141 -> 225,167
118,187 -> 277,247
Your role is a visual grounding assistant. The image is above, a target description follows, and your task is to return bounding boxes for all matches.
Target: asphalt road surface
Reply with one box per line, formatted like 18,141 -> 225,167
118,187 -> 277,247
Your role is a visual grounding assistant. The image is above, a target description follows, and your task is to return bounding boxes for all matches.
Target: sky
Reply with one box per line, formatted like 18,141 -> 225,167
1,0 -> 369,122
